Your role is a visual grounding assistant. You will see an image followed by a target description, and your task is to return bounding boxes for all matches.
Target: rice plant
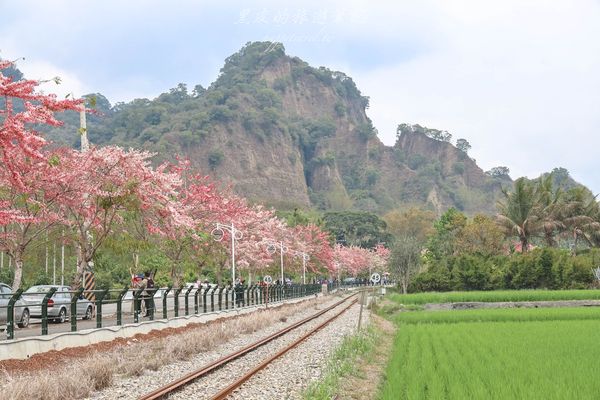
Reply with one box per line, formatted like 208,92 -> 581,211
380,308 -> 600,399
389,289 -> 600,305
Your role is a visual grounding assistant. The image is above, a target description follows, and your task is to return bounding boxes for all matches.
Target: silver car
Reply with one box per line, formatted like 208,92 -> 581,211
23,285 -> 94,323
0,283 -> 31,328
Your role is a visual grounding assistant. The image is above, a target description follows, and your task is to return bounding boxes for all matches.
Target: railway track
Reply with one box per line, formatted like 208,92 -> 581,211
138,293 -> 359,400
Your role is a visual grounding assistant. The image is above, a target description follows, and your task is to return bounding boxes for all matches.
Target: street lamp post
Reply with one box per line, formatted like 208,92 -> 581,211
294,251 -> 310,285
212,222 -> 243,283
266,241 -> 288,284
334,261 -> 341,289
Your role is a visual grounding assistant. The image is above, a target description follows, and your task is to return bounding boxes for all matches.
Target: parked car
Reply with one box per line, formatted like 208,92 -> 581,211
0,283 -> 31,328
22,285 -> 94,323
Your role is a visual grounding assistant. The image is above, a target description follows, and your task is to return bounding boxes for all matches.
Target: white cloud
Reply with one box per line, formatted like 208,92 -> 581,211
13,58 -> 89,99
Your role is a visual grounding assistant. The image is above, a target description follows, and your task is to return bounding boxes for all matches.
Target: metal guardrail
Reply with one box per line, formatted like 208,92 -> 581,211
0,282 -> 345,340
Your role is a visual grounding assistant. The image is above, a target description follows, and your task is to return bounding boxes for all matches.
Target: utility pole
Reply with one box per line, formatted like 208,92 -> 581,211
77,101 -> 93,290
80,108 -> 89,151
53,241 -> 56,285
45,232 -> 48,275
61,229 -> 65,286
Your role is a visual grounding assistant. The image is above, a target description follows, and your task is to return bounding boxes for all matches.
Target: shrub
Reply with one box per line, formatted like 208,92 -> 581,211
356,121 -> 376,142
452,162 -> 465,175
208,150 -> 224,170
272,77 -> 288,92
334,102 -> 345,117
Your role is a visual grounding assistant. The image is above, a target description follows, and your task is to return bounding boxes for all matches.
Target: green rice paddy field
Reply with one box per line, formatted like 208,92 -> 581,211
389,289 -> 600,305
380,293 -> 600,399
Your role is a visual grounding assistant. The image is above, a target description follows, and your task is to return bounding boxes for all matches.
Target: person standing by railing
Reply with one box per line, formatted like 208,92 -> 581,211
144,271 -> 155,317
235,278 -> 244,307
133,273 -> 148,318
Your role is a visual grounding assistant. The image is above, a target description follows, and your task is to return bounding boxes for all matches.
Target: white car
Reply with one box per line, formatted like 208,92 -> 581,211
22,285 -> 94,323
0,283 -> 31,328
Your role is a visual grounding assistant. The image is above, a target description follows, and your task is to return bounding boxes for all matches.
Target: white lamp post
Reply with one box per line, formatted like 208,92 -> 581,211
212,222 -> 243,283
266,241 -> 288,284
294,251 -> 310,285
334,261 -> 341,288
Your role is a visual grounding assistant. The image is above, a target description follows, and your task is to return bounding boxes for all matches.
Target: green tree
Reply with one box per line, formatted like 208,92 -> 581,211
532,174 -> 563,248
384,207 -> 435,244
560,186 -> 600,253
426,208 -> 467,260
323,211 -> 391,248
455,214 -> 505,257
411,263 -> 452,292
456,138 -> 471,153
276,208 -> 322,227
208,150 -> 224,170
496,178 -> 544,252
486,166 -> 511,178
390,235 -> 422,294
451,254 -> 492,290
192,84 -> 206,98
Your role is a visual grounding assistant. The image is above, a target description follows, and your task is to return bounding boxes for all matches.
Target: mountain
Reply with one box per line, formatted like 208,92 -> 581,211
43,42 -> 510,214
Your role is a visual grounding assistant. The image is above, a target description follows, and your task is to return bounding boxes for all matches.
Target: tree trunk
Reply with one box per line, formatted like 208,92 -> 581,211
216,266 -> 223,286
401,273 -> 408,294
544,229 -> 556,247
11,249 -> 24,290
171,261 -> 182,287
73,240 -> 92,289
520,236 -> 529,253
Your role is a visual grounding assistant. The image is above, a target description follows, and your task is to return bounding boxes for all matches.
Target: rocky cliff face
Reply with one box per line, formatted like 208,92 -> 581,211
47,42 -> 508,215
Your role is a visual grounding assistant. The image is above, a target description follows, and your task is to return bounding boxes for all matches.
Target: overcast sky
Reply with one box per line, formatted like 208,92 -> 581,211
2,0 -> 599,193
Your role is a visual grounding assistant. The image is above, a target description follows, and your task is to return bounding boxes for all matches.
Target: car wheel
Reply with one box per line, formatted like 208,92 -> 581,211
17,309 -> 30,328
56,308 -> 67,323
84,305 -> 93,320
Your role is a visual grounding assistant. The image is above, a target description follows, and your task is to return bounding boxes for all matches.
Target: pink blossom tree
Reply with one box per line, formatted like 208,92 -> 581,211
0,60 -> 82,191
0,150 -> 69,289
0,60 -> 82,288
56,146 -> 184,288
233,205 -> 283,282
111,159 -> 194,281
292,224 -> 334,280
370,243 -> 391,275
182,177 -> 248,285
333,244 -> 371,277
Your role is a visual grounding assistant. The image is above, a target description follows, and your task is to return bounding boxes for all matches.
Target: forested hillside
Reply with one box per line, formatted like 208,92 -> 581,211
44,42 -> 519,214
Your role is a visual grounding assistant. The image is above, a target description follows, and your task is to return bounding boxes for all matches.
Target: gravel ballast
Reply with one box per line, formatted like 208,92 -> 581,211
86,292 -> 368,400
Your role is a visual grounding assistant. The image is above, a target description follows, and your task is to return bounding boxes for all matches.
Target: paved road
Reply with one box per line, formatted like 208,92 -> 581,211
2,287 -> 330,340
3,295 -> 259,340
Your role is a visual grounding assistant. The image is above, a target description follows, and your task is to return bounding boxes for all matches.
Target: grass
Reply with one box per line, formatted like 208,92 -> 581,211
389,289 -> 600,305
378,293 -> 600,400
303,326 -> 378,400
379,318 -> 600,399
394,306 -> 600,324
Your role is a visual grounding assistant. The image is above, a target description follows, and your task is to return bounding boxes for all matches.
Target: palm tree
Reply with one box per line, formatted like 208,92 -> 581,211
560,187 -> 600,254
536,174 -> 563,247
496,178 -> 541,252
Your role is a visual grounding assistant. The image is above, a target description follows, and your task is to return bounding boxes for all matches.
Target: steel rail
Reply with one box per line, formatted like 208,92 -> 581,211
210,298 -> 357,400
139,293 -> 358,400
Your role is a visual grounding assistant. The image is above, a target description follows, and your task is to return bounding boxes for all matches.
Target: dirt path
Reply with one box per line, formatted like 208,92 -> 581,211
425,299 -> 600,310
334,314 -> 396,400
